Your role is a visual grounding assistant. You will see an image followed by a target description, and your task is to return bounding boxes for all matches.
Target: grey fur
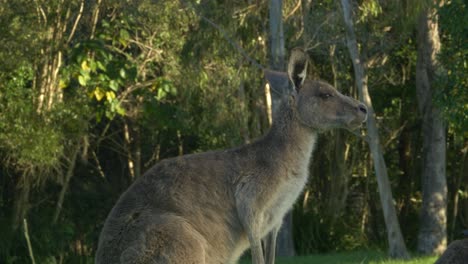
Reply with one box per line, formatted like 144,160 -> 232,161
96,48 -> 367,264
434,239 -> 468,264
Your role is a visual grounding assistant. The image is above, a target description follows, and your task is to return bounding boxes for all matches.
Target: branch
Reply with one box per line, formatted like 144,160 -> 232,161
90,0 -> 103,40
384,121 -> 407,148
128,38 -> 164,55
179,0 -> 265,71
179,0 -> 287,97
33,0 -> 47,26
66,0 -> 85,44
117,79 -> 159,102
53,145 -> 80,223
304,14 -> 333,51
92,151 -> 106,178
285,0 -> 302,20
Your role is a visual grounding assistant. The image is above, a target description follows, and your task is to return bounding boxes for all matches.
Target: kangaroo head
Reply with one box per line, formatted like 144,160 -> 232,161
287,48 -> 368,131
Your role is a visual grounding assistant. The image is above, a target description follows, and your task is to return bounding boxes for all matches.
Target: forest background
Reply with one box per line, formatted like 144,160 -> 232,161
0,0 -> 466,263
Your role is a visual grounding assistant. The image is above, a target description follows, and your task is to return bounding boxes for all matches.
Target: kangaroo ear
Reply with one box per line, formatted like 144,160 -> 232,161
287,48 -> 309,91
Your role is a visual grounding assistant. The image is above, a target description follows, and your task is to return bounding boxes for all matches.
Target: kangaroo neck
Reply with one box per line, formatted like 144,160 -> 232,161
264,98 -> 318,163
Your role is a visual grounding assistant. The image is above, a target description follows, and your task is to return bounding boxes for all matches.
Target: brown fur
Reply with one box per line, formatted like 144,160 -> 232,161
95,48 -> 367,264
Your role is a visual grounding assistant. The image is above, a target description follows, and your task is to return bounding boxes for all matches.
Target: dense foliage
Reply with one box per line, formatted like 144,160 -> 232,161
0,0 -> 466,262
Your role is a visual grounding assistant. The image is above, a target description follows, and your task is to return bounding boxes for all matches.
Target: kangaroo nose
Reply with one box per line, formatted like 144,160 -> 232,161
358,103 -> 368,114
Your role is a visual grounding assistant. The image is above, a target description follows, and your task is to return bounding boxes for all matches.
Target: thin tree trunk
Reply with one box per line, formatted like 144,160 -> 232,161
301,0 -> 313,46
276,212 -> 295,256
397,125 -> 415,224
264,82 -> 273,126
339,0 -> 409,259
35,2 -> 71,113
327,130 -> 349,223
90,0 -> 103,40
12,176 -> 30,230
327,46 -> 349,223
416,5 -> 447,255
450,146 -> 467,240
23,218 -> 36,264
124,120 -> 136,180
269,0 -> 287,114
238,81 -> 251,143
53,146 -> 80,223
123,118 -> 143,180
268,0 -> 296,257
134,126 -> 142,179
269,0 -> 285,72
177,130 -> 183,156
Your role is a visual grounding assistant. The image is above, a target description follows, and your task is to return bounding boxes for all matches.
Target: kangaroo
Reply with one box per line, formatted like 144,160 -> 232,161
434,239 -> 468,264
95,48 -> 368,264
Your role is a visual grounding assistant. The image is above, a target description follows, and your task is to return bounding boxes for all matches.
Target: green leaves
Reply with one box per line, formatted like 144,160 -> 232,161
108,80 -> 119,92
73,55 -> 128,118
119,29 -> 130,46
437,0 -> 468,137
155,78 -> 177,101
0,64 -> 64,176
64,35 -> 140,119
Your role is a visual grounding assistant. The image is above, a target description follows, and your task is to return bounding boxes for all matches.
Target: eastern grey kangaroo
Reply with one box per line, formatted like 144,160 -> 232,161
96,48 -> 368,264
434,236 -> 468,264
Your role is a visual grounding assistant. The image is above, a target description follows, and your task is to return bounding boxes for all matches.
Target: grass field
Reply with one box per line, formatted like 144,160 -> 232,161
240,250 -> 438,264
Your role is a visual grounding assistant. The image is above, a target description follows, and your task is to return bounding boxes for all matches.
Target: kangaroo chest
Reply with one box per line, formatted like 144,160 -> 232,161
263,134 -> 316,233
264,166 -> 309,229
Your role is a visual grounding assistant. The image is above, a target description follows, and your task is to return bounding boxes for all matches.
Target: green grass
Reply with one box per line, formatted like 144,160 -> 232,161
240,250 -> 437,264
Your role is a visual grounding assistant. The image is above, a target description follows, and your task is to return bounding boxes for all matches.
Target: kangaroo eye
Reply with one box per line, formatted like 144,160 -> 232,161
319,93 -> 333,99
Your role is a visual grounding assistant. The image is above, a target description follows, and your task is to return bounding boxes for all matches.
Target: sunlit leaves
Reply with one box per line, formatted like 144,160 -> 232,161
358,0 -> 382,23
77,75 -> 87,86
72,52 -> 130,118
93,87 -> 106,101
65,34 -> 138,119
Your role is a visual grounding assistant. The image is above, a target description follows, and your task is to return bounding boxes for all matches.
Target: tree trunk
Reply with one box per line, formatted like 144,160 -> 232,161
123,117 -> 143,180
397,125 -> 415,225
450,146 -> 467,240
301,0 -> 314,49
339,0 -> 409,259
416,5 -> 447,255
12,176 -> 30,230
53,146 -> 80,223
124,120 -> 136,180
327,131 -> 349,223
326,45 -> 350,223
269,0 -> 287,114
268,0 -> 296,257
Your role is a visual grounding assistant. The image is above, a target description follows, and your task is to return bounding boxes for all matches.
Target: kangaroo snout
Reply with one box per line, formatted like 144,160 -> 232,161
342,99 -> 368,129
